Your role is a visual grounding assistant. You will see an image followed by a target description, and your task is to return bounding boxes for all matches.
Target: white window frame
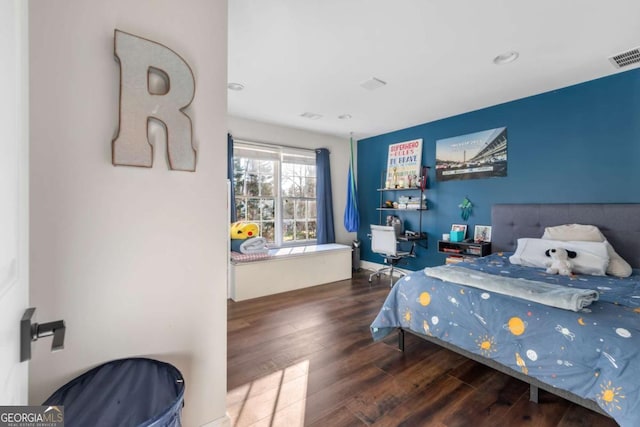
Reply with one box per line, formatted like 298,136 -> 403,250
233,140 -> 317,247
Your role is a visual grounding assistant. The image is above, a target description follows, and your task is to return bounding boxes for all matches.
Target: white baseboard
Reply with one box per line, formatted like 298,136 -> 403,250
201,414 -> 231,427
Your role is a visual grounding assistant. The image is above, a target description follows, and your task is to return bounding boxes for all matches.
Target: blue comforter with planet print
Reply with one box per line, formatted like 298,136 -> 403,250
370,253 -> 640,426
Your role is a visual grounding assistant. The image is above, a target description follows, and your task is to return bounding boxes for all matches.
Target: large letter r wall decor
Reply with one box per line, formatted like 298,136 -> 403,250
112,29 -> 197,171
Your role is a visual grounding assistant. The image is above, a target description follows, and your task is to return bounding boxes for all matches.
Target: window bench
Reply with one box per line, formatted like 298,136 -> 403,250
229,243 -> 352,301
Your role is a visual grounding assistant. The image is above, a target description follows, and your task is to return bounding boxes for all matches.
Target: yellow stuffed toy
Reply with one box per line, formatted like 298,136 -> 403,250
230,222 -> 259,239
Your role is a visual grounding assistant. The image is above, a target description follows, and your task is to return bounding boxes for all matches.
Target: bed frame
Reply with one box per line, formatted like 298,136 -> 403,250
491,203 -> 640,269
398,203 -> 640,417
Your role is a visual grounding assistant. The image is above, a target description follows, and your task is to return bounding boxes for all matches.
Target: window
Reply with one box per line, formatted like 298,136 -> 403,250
233,142 -> 316,246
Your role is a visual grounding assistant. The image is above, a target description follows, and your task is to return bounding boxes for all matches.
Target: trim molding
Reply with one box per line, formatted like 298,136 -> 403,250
201,414 -> 231,427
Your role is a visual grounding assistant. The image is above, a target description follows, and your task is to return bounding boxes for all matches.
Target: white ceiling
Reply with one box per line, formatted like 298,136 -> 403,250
228,1 -> 640,139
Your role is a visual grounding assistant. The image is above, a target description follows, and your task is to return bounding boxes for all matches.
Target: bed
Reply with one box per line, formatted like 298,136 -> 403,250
370,204 -> 640,426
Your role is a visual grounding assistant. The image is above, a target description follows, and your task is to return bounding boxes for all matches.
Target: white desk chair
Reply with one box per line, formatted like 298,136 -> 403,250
368,224 -> 412,287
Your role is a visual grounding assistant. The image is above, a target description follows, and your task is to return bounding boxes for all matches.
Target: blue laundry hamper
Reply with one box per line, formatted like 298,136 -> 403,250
43,358 -> 185,427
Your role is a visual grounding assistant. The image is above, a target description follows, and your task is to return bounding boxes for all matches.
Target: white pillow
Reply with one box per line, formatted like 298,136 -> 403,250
509,238 -> 610,276
542,224 -> 632,278
602,242 -> 632,278
542,224 -> 604,242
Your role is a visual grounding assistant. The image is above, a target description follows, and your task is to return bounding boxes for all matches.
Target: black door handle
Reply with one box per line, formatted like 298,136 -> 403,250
20,308 -> 66,362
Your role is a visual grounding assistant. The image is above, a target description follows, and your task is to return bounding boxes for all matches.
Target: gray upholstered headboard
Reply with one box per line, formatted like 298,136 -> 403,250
492,204 -> 640,268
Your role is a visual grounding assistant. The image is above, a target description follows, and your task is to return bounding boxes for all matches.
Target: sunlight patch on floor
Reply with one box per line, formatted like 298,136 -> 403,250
227,360 -> 309,427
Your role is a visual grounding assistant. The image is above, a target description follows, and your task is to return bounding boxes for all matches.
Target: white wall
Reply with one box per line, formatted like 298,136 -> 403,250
0,0 -> 29,405
29,1 -> 228,425
228,116 -> 357,245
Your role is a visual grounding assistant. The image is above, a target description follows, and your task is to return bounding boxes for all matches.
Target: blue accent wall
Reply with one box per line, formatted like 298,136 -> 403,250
358,68 -> 640,269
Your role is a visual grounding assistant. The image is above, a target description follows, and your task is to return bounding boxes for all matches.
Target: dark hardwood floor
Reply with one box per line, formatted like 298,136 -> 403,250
227,271 -> 618,427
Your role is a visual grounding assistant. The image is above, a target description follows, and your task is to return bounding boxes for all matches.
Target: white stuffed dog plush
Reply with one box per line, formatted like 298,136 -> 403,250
545,248 -> 577,276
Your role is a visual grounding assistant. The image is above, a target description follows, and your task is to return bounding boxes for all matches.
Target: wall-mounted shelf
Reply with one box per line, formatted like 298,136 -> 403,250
437,240 -> 491,258
376,187 -> 423,192
376,208 -> 428,211
377,167 -> 430,245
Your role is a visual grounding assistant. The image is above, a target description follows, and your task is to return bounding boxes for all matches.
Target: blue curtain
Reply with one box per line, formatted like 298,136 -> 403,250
316,148 -> 335,244
227,133 -> 237,222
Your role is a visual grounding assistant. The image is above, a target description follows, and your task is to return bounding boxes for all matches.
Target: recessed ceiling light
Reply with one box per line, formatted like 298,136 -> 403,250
227,82 -> 245,91
493,51 -> 519,65
300,112 -> 322,120
338,114 -> 352,120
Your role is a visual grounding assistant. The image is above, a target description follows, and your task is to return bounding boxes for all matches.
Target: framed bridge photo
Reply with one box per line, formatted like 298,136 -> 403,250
435,127 -> 507,182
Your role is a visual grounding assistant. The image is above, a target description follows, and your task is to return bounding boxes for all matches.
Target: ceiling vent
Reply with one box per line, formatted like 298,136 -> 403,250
609,47 -> 640,69
360,77 -> 387,91
300,112 -> 322,120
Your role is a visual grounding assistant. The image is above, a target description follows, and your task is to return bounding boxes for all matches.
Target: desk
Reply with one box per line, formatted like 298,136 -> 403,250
397,232 -> 428,242
398,232 -> 428,254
